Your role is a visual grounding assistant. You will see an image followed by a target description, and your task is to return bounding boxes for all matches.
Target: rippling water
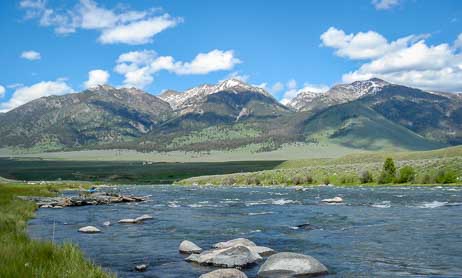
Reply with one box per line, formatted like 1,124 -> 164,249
28,185 -> 462,277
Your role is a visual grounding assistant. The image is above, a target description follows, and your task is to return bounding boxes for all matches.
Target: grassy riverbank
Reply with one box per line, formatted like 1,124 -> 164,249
177,146 -> 462,186
0,182 -> 113,278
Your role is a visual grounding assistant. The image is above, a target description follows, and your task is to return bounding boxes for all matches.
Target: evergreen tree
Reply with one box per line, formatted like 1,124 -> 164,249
378,158 -> 396,184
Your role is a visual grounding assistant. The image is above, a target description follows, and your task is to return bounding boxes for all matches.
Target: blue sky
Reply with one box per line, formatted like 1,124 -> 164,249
0,0 -> 461,111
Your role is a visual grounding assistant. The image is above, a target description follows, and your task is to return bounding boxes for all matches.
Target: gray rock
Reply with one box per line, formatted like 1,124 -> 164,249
186,244 -> 262,267
179,240 -> 203,254
321,196 -> 343,203
134,264 -> 148,272
199,268 -> 248,278
257,252 -> 328,278
213,238 -> 257,249
78,226 -> 101,233
118,218 -> 139,224
252,246 -> 276,256
102,221 -> 111,226
214,238 -> 275,256
135,214 -> 153,222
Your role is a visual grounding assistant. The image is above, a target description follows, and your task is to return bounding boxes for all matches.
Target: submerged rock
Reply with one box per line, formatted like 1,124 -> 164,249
135,214 -> 154,222
179,240 -> 203,254
78,226 -> 101,233
321,196 -> 343,203
186,244 -> 262,267
199,268 -> 248,278
294,223 -> 318,231
118,218 -> 139,224
257,252 -> 328,278
134,264 -> 148,272
103,221 -> 111,226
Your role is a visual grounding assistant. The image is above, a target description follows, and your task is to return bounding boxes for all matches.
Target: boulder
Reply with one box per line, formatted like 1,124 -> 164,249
135,214 -> 154,222
199,269 -> 248,278
214,238 -> 275,256
186,244 -> 262,268
252,246 -> 276,256
118,218 -> 138,224
257,252 -> 328,278
179,240 -> 203,254
321,196 -> 343,203
78,226 -> 101,233
134,264 -> 148,272
213,238 -> 257,249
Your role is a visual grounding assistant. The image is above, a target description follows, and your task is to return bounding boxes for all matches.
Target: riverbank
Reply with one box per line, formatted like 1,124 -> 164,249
0,182 -> 113,278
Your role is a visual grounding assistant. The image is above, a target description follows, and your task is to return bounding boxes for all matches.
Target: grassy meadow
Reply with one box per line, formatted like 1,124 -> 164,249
0,182 -> 112,278
177,146 -> 462,186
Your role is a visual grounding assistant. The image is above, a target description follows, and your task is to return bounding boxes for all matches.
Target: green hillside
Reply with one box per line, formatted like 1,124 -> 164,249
303,102 -> 444,151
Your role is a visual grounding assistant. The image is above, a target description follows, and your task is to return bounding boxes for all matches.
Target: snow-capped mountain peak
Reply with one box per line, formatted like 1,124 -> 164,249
159,79 -> 272,110
286,78 -> 391,112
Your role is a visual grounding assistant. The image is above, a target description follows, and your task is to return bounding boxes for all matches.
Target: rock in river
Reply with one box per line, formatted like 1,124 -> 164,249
118,218 -> 139,224
213,238 -> 275,256
179,240 -> 203,254
135,264 -> 148,272
257,252 -> 328,278
321,196 -> 343,203
78,226 -> 101,233
134,214 -> 154,222
199,268 -> 248,278
186,244 -> 262,268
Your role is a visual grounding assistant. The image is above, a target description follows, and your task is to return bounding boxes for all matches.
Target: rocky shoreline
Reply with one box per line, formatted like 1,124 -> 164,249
18,191 -> 147,208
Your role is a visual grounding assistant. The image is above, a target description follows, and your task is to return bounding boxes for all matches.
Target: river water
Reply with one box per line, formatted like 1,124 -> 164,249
28,185 -> 462,277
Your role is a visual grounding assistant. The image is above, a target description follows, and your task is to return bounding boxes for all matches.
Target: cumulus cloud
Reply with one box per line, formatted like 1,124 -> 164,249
19,0 -> 181,44
322,27 -> 462,92
0,85 -> 5,98
115,49 -> 241,88
84,69 -> 110,88
21,50 -> 41,60
0,80 -> 75,112
372,0 -> 400,10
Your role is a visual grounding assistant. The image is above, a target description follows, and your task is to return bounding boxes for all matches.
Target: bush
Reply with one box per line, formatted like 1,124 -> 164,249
303,176 -> 314,184
435,169 -> 458,184
340,175 -> 356,184
291,176 -> 302,185
246,176 -> 261,185
223,176 -> 237,185
421,174 -> 432,184
378,158 -> 396,184
360,170 -> 374,183
323,177 -> 330,185
396,166 -> 416,183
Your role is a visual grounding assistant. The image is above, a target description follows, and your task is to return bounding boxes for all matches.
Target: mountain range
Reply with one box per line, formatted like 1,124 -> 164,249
0,78 -> 461,153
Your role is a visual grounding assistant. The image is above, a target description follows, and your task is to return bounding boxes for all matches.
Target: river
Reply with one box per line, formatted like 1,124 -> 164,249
28,185 -> 462,277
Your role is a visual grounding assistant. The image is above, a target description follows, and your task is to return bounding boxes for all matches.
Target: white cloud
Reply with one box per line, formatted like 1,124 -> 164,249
99,15 -> 181,44
84,69 -> 110,88
271,82 -> 284,94
455,34 -> 462,49
320,27 -> 424,60
0,80 -> 75,112
19,0 -> 181,44
0,85 -> 5,98
21,50 -> 41,60
372,0 -> 400,10
322,27 -> 462,92
115,49 -> 241,88
222,71 -> 250,83
286,79 -> 297,90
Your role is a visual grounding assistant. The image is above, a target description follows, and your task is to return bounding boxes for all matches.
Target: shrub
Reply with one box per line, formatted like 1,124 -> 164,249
435,169 -> 458,184
340,175 -> 356,184
246,176 -> 261,185
378,158 -> 396,184
291,176 -> 302,185
223,176 -> 237,185
421,174 -> 432,184
360,170 -> 374,183
303,176 -> 314,184
396,166 -> 416,183
323,177 -> 330,185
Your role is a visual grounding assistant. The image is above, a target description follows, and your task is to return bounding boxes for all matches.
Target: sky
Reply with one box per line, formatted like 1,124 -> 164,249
0,0 -> 461,112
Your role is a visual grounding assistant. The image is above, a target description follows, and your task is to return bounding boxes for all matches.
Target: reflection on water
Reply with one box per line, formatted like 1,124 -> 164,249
28,185 -> 462,277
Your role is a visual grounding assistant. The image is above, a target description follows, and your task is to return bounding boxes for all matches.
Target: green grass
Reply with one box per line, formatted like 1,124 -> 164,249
0,183 -> 113,278
177,145 -> 462,186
